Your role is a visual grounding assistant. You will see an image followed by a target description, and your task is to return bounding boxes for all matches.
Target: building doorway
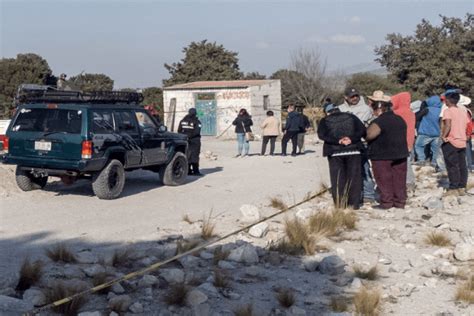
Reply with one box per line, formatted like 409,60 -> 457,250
195,93 -> 217,136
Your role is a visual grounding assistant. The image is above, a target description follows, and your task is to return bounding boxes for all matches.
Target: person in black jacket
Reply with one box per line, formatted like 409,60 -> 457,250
232,108 -> 253,157
178,108 -> 202,176
317,104 -> 366,209
297,108 -> 311,154
282,105 -> 302,156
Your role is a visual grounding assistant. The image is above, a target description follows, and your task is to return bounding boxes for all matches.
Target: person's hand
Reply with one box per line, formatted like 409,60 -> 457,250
442,137 -> 449,143
339,137 -> 352,145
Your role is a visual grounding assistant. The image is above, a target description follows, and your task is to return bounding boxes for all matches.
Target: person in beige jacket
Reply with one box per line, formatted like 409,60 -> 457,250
261,110 -> 280,155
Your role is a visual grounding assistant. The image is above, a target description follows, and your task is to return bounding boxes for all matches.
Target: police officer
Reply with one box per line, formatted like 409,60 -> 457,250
178,108 -> 202,176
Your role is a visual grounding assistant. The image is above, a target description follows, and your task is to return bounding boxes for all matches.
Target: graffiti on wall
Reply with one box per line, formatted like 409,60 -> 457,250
216,91 -> 250,100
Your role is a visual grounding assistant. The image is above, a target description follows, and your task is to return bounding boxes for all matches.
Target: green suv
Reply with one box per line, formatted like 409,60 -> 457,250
2,85 -> 189,199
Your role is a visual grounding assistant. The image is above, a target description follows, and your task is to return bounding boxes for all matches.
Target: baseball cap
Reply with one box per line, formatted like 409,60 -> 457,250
344,87 -> 359,97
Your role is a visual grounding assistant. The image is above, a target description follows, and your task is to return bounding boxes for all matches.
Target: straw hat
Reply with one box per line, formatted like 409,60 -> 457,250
367,90 -> 391,102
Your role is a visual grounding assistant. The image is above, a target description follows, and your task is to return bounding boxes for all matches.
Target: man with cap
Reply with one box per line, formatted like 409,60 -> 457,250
317,104 -> 366,209
178,108 -> 203,176
338,87 -> 375,203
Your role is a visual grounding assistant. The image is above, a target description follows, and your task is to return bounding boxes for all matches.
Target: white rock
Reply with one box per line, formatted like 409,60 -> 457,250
302,255 -> 322,272
437,261 -> 458,277
23,288 -> 46,307
129,302 -> 144,314
228,244 -> 259,264
109,311 -> 119,316
296,208 -> 314,221
378,258 -> 392,265
289,306 -> 306,315
178,255 -> 200,269
421,254 -> 435,261
424,278 -> 438,288
160,268 -> 185,284
433,248 -> 453,259
197,283 -> 219,295
240,205 -> 261,223
453,243 -> 474,261
199,251 -> 214,260
185,289 -> 208,306
111,283 -> 125,294
319,255 -> 346,275
78,312 -> 102,316
83,264 -> 106,277
248,223 -> 269,238
0,295 -> 33,313
108,295 -> 132,312
350,278 -> 362,291
217,260 -> 236,269
138,275 -> 158,287
76,251 -> 98,264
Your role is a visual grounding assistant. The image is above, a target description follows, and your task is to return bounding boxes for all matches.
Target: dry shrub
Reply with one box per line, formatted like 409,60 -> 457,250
270,197 -> 288,211
201,211 -> 216,240
330,296 -> 349,312
353,265 -> 379,281
269,239 -> 302,256
424,231 -> 452,247
233,303 -> 253,316
111,248 -> 134,267
182,213 -> 193,224
44,281 -> 87,315
212,246 -> 230,265
92,272 -> 112,295
309,209 -> 357,237
213,269 -> 231,288
283,217 -> 316,255
16,258 -> 43,292
455,275 -> 474,303
276,287 -> 295,308
176,239 -> 200,255
164,283 -> 189,306
45,244 -> 76,263
353,287 -> 381,316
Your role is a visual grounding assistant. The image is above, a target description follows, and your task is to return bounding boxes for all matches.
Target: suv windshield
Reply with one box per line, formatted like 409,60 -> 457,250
12,108 -> 82,134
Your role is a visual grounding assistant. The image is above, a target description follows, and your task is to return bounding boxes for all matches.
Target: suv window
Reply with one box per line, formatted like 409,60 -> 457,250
12,108 -> 82,134
92,110 -> 115,133
115,111 -> 138,134
135,111 -> 157,132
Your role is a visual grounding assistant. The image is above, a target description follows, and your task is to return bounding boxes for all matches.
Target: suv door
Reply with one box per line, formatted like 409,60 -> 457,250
135,110 -> 167,165
114,110 -> 142,166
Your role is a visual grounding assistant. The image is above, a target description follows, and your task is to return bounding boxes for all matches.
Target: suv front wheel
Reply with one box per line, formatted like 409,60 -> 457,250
159,152 -> 188,186
15,166 -> 48,191
92,159 -> 125,199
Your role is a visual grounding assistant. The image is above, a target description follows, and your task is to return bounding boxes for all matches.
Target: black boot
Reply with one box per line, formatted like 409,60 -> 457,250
192,163 -> 203,176
188,164 -> 194,175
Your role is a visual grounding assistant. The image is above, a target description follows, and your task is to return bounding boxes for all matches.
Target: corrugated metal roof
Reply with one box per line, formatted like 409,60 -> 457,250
163,80 -> 277,90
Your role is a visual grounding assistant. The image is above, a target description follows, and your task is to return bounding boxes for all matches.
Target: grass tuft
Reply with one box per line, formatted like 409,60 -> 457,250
201,211 -> 216,240
309,209 -> 357,237
424,231 -> 452,247
353,287 -> 381,316
182,213 -> 194,224
45,244 -> 76,263
283,217 -> 316,255
111,248 -> 134,267
455,275 -> 474,303
270,197 -> 288,211
44,281 -> 87,315
269,239 -> 302,256
164,283 -> 189,306
330,296 -> 349,312
353,265 -> 379,281
16,258 -> 43,293
176,239 -> 201,255
213,268 -> 231,288
212,246 -> 230,265
276,287 -> 295,308
233,303 -> 254,316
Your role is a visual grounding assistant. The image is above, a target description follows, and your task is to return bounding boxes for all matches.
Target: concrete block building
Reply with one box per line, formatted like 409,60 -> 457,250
163,80 -> 281,139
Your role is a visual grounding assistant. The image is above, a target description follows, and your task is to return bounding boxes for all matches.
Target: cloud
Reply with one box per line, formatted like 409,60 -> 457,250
305,35 -> 329,43
349,16 -> 361,24
256,41 -> 270,49
329,34 -> 366,44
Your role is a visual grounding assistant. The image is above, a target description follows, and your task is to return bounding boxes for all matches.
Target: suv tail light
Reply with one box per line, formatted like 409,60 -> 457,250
2,136 -> 8,154
81,140 -> 92,159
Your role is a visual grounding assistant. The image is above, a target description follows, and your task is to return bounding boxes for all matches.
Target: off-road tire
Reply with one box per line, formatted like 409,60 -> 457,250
159,152 -> 188,186
15,166 -> 48,191
92,159 -> 125,200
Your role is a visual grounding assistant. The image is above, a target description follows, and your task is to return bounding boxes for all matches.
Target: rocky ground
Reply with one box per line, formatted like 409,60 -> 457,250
0,138 -> 473,315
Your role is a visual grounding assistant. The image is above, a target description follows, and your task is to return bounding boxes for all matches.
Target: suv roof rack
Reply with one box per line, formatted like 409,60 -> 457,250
15,84 -> 144,106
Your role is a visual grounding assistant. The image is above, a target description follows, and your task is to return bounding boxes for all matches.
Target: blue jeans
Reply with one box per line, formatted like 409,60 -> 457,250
237,133 -> 249,155
362,153 -> 376,200
407,151 -> 415,185
415,134 -> 441,165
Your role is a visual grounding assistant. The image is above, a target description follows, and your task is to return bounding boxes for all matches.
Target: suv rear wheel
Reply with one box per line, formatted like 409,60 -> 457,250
15,166 -> 48,191
159,152 -> 188,186
92,159 -> 125,199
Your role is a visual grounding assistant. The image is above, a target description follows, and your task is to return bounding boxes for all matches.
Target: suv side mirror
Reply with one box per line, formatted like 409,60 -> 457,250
158,125 -> 167,133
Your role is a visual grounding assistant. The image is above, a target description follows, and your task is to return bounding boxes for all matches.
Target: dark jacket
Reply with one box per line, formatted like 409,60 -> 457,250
317,112 -> 366,157
178,115 -> 201,139
300,114 -> 311,132
284,111 -> 303,132
233,115 -> 253,133
368,111 -> 409,160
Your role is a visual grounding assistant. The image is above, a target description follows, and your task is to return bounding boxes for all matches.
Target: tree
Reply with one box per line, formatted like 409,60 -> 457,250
163,40 -> 241,86
142,87 -> 163,118
345,73 -> 407,100
0,53 -> 54,118
270,69 -> 306,107
242,72 -> 266,79
68,73 -> 114,92
375,14 -> 473,97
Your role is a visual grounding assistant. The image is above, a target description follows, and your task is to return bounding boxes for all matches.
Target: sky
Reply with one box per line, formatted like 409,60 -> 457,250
0,0 -> 472,89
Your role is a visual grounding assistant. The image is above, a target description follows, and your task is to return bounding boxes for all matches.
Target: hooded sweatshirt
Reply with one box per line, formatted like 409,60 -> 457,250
392,92 -> 415,151
418,96 -> 442,137
338,97 -> 372,125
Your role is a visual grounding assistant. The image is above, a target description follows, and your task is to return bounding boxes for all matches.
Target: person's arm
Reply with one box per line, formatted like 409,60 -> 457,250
441,119 -> 451,142
261,118 -> 267,129
317,119 -> 341,144
232,117 -> 238,126
350,116 -> 367,142
415,101 -> 428,122
365,123 -> 381,141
